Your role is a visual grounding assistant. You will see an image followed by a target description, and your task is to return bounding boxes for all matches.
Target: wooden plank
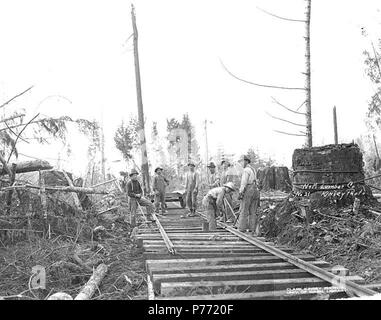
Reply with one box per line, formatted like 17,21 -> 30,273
145,254 -> 316,270
153,268 -> 355,292
214,219 -> 377,297
156,289 -> 344,300
149,261 -> 330,276
144,252 -> 274,259
160,276 -> 365,297
147,275 -> 155,300
143,240 -> 254,246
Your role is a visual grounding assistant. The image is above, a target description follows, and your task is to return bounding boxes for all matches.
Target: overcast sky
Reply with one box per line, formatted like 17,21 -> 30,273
1,0 -> 381,175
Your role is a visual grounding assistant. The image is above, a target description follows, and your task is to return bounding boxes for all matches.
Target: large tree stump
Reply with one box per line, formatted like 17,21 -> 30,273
258,166 -> 292,192
292,143 -> 375,206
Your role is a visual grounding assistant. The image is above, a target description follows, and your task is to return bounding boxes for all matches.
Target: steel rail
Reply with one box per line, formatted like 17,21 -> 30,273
196,211 -> 377,298
151,212 -> 176,255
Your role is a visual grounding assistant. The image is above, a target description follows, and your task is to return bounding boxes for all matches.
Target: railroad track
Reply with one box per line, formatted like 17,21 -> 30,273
136,203 -> 377,300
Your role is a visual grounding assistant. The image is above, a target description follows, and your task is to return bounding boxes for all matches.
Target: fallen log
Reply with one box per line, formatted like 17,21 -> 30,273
74,263 -> 108,300
47,292 -> 73,300
0,160 -> 52,176
0,184 -> 109,194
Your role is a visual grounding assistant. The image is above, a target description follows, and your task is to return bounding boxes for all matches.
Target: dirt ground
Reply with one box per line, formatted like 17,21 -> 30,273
261,196 -> 381,289
0,196 -> 149,300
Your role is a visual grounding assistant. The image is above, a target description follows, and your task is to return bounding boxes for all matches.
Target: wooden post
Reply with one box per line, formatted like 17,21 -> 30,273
131,4 -> 151,195
305,0 -> 312,147
333,106 -> 338,145
62,170 -> 83,211
39,170 -> 48,236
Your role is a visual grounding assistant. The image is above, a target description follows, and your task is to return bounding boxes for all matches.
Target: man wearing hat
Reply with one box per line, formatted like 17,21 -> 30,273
126,168 -> 155,226
182,162 -> 199,217
207,162 -> 220,189
237,155 -> 260,235
152,167 -> 169,214
202,182 -> 236,230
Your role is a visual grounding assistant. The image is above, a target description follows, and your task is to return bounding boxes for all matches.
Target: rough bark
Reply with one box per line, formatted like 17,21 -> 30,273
0,160 -> 52,176
74,263 -> 108,300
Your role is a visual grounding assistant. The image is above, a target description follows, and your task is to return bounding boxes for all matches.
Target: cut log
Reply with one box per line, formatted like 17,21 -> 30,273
74,263 -> 108,300
47,292 -> 73,300
0,160 -> 52,176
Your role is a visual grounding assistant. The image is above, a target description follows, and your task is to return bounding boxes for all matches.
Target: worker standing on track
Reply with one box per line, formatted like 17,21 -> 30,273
220,160 -> 235,222
153,167 -> 169,215
182,162 -> 199,218
237,155 -> 260,235
127,168 -> 154,227
207,162 -> 220,189
202,182 -> 236,230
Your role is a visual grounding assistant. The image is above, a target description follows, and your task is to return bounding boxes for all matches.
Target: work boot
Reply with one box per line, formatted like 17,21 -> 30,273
188,209 -> 196,217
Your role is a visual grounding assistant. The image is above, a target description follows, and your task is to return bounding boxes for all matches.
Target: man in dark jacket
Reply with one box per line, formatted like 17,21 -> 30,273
152,167 -> 169,214
127,168 -> 154,226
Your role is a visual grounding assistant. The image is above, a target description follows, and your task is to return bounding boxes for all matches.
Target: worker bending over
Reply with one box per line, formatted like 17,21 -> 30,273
219,160 -> 235,222
152,167 -> 169,214
202,182 -> 236,230
237,155 -> 260,235
127,169 -> 155,227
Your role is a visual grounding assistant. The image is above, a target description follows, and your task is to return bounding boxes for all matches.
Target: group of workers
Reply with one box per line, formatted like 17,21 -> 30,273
202,155 -> 260,235
122,154 -> 261,235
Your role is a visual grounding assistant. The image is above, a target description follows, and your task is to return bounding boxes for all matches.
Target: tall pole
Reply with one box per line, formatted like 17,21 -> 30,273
131,4 -> 150,194
333,106 -> 338,145
305,0 -> 312,147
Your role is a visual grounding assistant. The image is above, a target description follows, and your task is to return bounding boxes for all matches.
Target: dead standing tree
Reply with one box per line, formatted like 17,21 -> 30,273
221,0 -> 313,147
131,4 -> 151,194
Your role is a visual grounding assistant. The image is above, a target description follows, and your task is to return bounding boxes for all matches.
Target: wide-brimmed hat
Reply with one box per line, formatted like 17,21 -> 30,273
129,168 -> 139,176
223,182 -> 236,191
221,160 -> 231,166
207,162 -> 216,168
155,167 -> 163,173
188,162 -> 195,167
239,155 -> 251,163
119,171 -> 128,177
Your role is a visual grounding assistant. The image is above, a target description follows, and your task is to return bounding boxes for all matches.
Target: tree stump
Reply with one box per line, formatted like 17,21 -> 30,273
258,166 -> 292,192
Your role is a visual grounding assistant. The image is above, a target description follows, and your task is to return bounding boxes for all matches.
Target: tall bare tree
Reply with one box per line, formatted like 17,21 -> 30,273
131,4 -> 151,194
222,0 -> 313,147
